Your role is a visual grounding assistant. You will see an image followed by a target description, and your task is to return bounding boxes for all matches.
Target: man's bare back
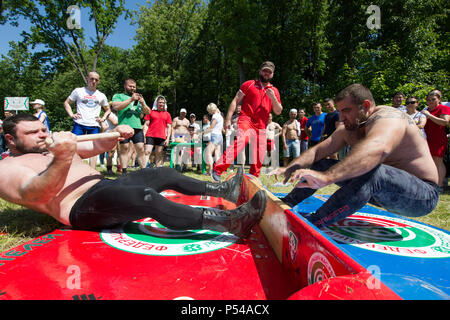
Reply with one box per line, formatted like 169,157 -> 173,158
272,98 -> 438,189
342,106 -> 438,183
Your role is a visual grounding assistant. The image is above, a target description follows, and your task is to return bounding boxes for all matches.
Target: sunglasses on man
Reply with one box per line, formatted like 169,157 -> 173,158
405,101 -> 417,105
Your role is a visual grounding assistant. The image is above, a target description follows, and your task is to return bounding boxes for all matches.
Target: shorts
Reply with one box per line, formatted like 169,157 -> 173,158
120,128 -> 145,144
211,133 -> 223,145
146,136 -> 165,146
267,139 -> 275,152
284,139 -> 300,158
72,122 -> 100,135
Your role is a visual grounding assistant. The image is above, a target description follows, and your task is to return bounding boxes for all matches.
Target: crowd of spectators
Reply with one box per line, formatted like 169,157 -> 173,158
1,74 -> 449,190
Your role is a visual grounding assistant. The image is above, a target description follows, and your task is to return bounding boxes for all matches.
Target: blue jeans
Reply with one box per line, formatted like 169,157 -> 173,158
300,140 -> 308,154
284,139 -> 300,158
282,159 -> 439,228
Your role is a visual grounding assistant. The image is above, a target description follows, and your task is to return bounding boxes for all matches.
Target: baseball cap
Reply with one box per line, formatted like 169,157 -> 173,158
180,108 -> 187,113
190,113 -> 196,118
30,99 -> 45,106
289,108 -> 297,113
260,61 -> 275,72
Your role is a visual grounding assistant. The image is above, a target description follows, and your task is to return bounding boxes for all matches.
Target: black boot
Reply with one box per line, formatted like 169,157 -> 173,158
205,167 -> 243,203
201,190 -> 267,238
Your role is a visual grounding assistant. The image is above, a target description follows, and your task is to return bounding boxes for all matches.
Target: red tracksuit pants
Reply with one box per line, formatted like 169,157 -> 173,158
213,120 -> 267,177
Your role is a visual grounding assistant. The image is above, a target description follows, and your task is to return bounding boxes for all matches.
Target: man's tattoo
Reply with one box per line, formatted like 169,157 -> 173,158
366,108 -> 415,126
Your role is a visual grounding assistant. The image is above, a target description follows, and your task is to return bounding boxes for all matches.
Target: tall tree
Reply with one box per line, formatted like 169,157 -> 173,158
208,0 -> 264,84
133,0 -> 205,114
2,0 -> 129,83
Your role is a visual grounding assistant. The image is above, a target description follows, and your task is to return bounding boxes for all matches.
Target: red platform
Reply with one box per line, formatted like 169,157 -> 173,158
0,192 -> 297,300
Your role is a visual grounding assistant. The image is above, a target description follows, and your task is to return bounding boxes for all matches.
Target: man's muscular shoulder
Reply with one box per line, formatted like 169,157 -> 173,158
366,106 -> 414,127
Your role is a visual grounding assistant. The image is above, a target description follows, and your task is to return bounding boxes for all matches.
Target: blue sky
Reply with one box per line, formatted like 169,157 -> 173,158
0,0 -> 145,57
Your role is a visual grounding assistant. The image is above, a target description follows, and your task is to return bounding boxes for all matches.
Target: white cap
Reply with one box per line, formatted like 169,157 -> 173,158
30,99 -> 45,106
289,108 -> 297,113
180,108 -> 187,113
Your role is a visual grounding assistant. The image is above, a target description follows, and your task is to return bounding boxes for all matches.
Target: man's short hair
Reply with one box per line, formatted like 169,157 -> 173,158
323,98 -> 334,104
3,113 -> 39,138
392,91 -> 404,98
335,84 -> 375,106
88,71 -> 100,79
124,78 -> 136,84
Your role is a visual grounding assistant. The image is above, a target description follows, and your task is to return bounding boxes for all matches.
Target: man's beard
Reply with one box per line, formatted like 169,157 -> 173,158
14,140 -> 47,154
345,115 -> 368,131
259,74 -> 272,84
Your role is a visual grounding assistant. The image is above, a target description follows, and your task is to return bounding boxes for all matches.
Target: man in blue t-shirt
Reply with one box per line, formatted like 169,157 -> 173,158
305,102 -> 326,147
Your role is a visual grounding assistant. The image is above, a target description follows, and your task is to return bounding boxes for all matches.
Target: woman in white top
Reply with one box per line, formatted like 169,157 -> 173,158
404,96 -> 427,139
201,103 -> 224,175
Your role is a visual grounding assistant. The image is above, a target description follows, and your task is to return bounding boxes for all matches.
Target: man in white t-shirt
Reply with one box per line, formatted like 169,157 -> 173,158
63,71 -> 110,168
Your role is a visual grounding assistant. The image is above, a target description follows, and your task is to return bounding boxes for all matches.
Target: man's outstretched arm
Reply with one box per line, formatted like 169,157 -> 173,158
0,132 -> 77,205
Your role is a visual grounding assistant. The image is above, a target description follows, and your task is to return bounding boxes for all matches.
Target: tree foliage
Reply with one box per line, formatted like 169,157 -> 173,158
1,0 -> 129,83
0,0 -> 448,129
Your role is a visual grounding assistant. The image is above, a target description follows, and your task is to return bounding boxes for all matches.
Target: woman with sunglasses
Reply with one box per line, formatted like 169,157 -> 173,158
421,91 -> 450,191
405,96 -> 427,139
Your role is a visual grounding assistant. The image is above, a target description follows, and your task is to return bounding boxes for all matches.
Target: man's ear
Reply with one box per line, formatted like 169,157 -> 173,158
362,99 -> 372,111
4,133 -> 15,147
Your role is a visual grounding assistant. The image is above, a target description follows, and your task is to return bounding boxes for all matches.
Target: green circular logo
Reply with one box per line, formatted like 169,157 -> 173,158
100,218 -> 238,256
323,213 -> 450,258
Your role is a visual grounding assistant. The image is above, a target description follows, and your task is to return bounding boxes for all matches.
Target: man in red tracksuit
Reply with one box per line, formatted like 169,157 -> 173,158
212,61 -> 283,181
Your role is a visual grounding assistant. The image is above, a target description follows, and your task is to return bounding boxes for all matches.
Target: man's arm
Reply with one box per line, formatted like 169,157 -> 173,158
225,91 -> 244,129
293,111 -> 406,189
0,133 -> 77,205
63,97 -> 80,120
281,123 -> 288,148
323,120 -> 402,183
140,96 -> 151,115
266,88 -> 282,115
97,103 -> 111,124
269,126 -> 347,184
111,93 -> 139,111
76,125 -> 134,159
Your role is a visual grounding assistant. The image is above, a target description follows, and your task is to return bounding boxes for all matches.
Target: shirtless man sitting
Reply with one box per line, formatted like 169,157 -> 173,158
0,113 -> 266,238
270,84 -> 439,228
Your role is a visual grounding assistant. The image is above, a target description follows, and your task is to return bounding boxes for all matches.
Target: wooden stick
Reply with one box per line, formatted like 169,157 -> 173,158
45,131 -> 120,145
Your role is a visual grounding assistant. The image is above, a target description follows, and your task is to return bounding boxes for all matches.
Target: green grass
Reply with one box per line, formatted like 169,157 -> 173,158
1,164 -> 449,252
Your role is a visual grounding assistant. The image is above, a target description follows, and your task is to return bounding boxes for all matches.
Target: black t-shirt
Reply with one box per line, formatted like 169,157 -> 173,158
323,110 -> 340,137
